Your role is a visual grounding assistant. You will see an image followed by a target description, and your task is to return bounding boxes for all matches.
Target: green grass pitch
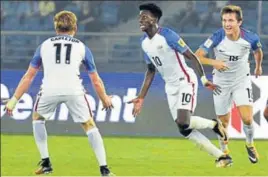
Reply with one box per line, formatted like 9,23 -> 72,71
1,134 -> 268,176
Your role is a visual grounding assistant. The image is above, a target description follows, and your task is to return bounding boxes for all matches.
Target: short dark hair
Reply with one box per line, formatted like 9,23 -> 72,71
221,5 -> 243,21
139,3 -> 162,21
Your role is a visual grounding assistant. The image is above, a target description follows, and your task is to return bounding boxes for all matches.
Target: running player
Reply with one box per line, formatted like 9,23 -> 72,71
195,5 -> 263,164
4,11 -> 114,175
128,3 -> 233,167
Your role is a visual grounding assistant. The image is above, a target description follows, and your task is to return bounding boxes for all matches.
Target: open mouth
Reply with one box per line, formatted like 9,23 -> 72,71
140,24 -> 146,30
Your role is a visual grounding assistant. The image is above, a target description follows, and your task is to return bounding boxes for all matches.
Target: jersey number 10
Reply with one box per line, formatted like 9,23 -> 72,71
152,56 -> 162,66
54,43 -> 72,64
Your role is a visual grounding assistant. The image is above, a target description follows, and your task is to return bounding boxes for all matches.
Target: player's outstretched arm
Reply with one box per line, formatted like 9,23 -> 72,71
4,65 -> 39,116
195,48 -> 229,72
137,63 -> 156,99
89,72 -> 113,110
127,63 -> 156,117
253,48 -> 263,78
183,49 -> 221,95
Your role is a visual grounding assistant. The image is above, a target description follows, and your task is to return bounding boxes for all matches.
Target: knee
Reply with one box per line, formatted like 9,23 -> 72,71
82,118 -> 96,132
218,115 -> 230,128
175,119 -> 192,137
32,112 -> 45,121
242,116 -> 252,125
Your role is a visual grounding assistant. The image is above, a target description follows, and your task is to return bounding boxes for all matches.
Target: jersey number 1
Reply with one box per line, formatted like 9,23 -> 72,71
54,43 -> 72,64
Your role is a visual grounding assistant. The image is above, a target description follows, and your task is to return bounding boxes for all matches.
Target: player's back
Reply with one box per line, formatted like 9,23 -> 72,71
38,35 -> 87,96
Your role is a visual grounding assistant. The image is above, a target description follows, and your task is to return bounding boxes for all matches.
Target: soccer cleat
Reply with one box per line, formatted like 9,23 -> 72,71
35,159 -> 53,175
100,166 -> 115,176
245,144 -> 259,164
215,154 -> 233,168
212,119 -> 228,144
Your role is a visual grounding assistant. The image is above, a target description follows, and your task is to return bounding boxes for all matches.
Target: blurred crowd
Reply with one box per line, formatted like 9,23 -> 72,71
1,1 -> 141,32
164,1 -> 268,34
1,1 -> 268,34
1,1 -> 268,71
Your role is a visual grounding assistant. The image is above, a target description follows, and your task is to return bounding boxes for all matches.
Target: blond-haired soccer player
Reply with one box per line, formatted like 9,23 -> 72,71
4,11 -> 114,175
195,5 -> 263,164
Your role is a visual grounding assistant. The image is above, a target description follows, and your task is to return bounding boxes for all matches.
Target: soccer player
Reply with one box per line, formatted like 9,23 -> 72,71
4,11 -> 114,176
195,5 -> 263,164
128,3 -> 233,167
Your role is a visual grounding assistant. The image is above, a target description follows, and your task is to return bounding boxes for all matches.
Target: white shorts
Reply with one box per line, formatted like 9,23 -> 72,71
33,94 -> 92,123
166,76 -> 198,121
213,77 -> 253,115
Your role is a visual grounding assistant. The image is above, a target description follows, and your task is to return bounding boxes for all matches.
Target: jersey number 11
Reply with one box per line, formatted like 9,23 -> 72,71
54,43 -> 72,64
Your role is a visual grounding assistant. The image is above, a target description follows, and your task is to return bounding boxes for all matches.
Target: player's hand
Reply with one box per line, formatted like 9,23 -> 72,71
201,76 -> 221,95
2,97 -> 18,117
204,81 -> 221,95
101,95 -> 114,111
213,60 -> 229,72
127,97 -> 144,117
254,66 -> 262,78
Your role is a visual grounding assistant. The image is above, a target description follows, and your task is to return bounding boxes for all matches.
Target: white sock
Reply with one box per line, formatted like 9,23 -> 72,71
33,120 -> 49,159
189,116 -> 216,129
217,135 -> 229,152
87,127 -> 107,166
188,129 -> 224,158
243,123 -> 254,144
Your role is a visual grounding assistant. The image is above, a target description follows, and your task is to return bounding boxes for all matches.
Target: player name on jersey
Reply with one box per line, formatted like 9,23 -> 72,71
50,36 -> 79,43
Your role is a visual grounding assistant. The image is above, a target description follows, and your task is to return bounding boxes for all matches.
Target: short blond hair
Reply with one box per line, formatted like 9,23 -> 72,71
221,5 -> 243,21
54,10 -> 77,32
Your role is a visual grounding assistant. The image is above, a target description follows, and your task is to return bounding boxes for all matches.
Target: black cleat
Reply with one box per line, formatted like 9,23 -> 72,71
35,158 -> 53,175
212,119 -> 228,144
245,144 -> 259,164
215,154 -> 233,168
100,166 -> 115,176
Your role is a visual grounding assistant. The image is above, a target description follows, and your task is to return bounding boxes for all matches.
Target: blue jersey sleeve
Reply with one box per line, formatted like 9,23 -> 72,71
250,34 -> 262,51
159,28 -> 189,54
82,46 -> 96,73
30,45 -> 42,68
199,28 -> 225,53
241,28 -> 262,51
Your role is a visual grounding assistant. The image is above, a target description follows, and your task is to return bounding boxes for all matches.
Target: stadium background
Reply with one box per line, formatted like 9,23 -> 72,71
1,1 -> 268,138
1,1 -> 268,176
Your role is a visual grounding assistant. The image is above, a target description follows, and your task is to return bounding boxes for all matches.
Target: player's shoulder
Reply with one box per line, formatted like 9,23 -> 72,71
240,27 -> 259,41
140,33 -> 148,43
211,28 -> 225,39
158,26 -> 178,37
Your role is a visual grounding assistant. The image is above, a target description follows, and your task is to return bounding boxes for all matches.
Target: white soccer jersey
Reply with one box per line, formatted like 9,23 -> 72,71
141,27 -> 196,86
141,27 -> 198,115
30,34 -> 96,96
200,28 -> 262,84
